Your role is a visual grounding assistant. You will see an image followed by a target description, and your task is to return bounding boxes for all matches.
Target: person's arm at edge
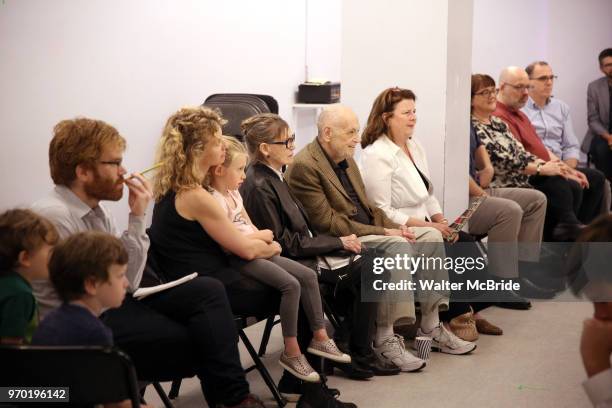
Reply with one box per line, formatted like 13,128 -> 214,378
587,82 -> 611,140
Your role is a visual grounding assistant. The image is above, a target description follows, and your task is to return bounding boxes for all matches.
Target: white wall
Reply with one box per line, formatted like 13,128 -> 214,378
0,0 -> 309,225
472,0 -> 612,159
292,0 -> 343,146
342,0 -> 473,219
306,0 -> 342,83
2,1 -> 609,225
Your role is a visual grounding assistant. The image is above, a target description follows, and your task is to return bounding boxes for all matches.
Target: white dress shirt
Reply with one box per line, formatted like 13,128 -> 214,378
360,134 -> 442,225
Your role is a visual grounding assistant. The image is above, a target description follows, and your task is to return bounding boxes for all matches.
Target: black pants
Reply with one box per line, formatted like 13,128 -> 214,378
318,261 -> 377,357
102,277 -> 250,407
590,136 -> 612,182
529,175 -> 582,240
573,167 -> 606,223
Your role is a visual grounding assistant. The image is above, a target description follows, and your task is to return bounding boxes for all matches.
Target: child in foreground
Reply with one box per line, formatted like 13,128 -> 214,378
32,231 -> 150,408
0,209 -> 58,345
209,136 -> 350,382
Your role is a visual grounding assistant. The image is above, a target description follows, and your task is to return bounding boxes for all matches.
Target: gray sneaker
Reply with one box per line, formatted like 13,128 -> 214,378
279,352 -> 320,382
372,334 -> 426,372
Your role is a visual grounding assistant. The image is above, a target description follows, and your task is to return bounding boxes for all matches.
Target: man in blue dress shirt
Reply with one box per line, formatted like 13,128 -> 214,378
523,61 -> 608,218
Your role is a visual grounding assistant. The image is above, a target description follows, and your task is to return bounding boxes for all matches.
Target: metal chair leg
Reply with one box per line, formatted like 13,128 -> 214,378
152,382 -> 174,408
322,297 -> 341,331
257,316 -> 276,357
168,379 -> 182,399
239,329 -> 286,407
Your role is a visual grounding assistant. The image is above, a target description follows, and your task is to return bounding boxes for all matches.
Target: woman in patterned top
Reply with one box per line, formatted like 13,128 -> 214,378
471,74 -> 584,241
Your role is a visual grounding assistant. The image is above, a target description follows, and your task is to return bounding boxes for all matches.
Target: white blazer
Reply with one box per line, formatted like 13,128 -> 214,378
360,134 -> 442,225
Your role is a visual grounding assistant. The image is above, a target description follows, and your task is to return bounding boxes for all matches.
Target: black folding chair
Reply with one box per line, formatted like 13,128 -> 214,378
203,93 -> 278,140
168,315 -> 287,407
0,345 -> 141,407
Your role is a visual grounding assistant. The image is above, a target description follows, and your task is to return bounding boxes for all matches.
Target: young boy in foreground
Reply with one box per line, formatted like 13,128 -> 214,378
33,231 -> 128,346
33,231 -> 151,408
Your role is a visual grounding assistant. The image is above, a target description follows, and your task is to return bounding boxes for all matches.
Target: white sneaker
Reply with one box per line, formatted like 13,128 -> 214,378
416,324 -> 476,355
372,334 -> 426,372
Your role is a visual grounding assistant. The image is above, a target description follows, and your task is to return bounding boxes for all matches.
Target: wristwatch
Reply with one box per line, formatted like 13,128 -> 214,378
536,162 -> 543,175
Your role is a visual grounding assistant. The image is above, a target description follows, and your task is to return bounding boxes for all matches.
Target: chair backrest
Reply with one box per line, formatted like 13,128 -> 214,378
203,94 -> 278,140
0,345 -> 141,407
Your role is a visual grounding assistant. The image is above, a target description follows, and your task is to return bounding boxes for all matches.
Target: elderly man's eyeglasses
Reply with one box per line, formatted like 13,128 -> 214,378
530,75 -> 558,82
474,88 -> 498,98
267,135 -> 296,149
504,83 -> 532,92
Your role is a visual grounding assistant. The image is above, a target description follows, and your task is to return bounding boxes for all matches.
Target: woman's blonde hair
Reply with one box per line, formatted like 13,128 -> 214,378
241,113 -> 289,164
220,135 -> 248,167
153,106 -> 226,200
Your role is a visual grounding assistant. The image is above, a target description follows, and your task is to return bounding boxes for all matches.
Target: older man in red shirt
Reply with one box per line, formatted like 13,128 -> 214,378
492,67 -> 605,241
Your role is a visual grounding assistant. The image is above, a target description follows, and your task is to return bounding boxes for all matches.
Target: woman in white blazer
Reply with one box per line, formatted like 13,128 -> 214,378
360,87 -> 501,341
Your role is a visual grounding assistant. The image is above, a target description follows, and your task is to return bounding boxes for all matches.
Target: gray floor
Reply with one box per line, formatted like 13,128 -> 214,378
144,302 -> 593,408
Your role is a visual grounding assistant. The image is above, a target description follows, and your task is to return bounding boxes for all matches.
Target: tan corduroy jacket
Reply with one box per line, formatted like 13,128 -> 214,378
285,139 -> 399,238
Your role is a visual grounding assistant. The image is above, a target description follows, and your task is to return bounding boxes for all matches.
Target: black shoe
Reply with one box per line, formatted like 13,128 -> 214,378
329,360 -> 374,380
352,352 -> 401,376
278,374 -> 340,403
551,223 -> 585,242
518,277 -> 558,299
495,288 -> 532,310
520,265 -> 567,293
297,376 -> 357,408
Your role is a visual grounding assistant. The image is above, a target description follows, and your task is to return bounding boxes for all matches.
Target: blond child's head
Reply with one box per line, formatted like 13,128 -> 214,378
210,136 -> 249,191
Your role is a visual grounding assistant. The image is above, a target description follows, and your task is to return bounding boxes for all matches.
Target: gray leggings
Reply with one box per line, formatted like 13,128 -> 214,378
237,255 -> 325,337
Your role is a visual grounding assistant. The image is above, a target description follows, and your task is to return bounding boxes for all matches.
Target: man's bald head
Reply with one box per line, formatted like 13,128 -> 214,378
316,105 -> 360,163
317,105 -> 358,138
498,66 -> 531,109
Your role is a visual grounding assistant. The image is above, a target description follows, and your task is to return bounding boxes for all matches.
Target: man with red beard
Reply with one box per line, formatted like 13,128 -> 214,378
32,118 -> 266,408
32,118 -> 151,314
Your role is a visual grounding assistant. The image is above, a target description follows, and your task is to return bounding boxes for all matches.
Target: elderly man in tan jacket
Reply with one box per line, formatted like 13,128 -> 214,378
285,105 -> 476,373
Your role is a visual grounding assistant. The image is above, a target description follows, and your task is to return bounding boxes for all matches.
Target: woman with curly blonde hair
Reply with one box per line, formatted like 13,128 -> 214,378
149,105 -> 282,278
148,106 -> 338,388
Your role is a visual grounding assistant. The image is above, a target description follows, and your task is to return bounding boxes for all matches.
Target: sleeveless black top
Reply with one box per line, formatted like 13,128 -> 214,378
148,191 -> 240,284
